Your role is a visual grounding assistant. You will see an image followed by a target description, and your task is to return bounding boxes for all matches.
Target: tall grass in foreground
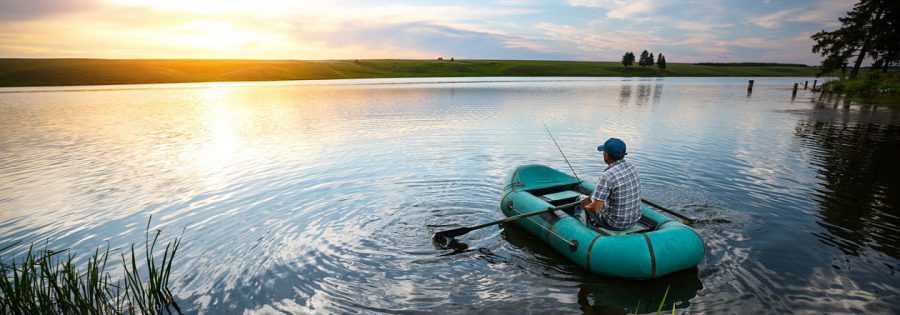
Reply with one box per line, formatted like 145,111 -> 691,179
632,285 -> 676,315
0,219 -> 183,314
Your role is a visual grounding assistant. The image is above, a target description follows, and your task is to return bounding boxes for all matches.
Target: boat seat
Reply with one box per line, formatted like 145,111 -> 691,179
542,190 -> 582,202
540,189 -> 657,236
589,215 -> 657,236
596,223 -> 651,236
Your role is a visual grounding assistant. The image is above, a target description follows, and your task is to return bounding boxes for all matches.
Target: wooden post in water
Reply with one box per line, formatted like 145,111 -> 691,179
813,79 -> 818,90
792,83 -> 798,98
747,80 -> 754,93
804,81 -> 808,89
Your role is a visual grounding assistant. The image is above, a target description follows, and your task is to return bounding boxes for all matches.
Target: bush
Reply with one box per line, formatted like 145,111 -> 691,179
824,71 -> 900,95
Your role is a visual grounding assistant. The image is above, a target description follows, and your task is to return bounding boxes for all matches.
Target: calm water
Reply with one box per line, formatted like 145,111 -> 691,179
1,77 -> 898,314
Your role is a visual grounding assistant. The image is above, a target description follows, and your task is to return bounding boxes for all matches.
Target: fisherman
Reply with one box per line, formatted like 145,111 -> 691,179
575,138 -> 642,230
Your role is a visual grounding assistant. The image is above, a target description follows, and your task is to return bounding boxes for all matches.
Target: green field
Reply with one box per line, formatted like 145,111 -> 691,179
0,58 -> 822,87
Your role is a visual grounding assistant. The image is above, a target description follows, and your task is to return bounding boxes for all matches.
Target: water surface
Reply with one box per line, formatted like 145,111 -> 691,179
1,77 -> 898,313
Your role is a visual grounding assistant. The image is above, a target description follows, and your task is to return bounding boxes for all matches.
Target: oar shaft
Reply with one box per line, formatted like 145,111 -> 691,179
467,201 -> 581,231
641,198 -> 694,224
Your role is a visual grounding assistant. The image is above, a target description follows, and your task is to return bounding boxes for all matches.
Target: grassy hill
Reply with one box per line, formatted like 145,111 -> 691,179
0,59 -> 822,87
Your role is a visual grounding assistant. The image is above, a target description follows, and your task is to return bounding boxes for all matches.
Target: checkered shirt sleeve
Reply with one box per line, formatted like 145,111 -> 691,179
592,172 -> 612,201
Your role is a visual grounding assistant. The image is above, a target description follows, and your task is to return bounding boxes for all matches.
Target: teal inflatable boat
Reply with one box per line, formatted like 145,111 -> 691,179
500,164 -> 704,279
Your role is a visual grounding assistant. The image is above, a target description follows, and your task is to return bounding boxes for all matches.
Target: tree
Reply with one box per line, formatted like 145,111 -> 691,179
639,50 -> 650,67
812,0 -> 898,78
657,53 -> 667,70
868,1 -> 900,72
621,52 -> 635,67
648,53 -> 655,66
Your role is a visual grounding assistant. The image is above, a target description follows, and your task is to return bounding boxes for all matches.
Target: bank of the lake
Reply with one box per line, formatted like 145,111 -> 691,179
0,58 -> 822,87
823,71 -> 900,96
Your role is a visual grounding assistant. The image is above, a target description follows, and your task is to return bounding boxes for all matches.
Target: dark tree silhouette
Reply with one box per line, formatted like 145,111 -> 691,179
639,50 -> 650,67
621,52 -> 635,67
812,0 -> 898,78
657,54 -> 667,70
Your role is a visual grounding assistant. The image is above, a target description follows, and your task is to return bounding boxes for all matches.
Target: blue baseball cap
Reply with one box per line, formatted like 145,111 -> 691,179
597,138 -> 627,158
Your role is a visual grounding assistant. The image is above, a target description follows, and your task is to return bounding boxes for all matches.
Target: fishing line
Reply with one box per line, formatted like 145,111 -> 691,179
541,122 -> 580,182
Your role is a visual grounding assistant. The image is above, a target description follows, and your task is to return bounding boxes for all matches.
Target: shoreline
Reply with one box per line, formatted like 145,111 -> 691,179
0,59 -> 821,88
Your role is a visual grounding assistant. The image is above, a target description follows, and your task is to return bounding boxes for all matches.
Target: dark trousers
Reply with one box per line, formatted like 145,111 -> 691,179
573,205 -> 626,231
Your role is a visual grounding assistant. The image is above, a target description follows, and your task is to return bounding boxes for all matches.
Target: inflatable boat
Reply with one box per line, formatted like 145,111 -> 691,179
500,164 -> 704,279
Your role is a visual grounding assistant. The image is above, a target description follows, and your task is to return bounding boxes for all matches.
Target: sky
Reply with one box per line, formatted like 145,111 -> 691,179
0,0 -> 855,64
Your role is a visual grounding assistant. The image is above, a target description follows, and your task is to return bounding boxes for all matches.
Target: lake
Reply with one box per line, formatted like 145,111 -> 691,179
1,77 -> 897,314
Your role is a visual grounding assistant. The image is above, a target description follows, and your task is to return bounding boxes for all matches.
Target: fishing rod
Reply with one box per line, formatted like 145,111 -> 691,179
541,122 -> 580,182
434,126 -> 699,242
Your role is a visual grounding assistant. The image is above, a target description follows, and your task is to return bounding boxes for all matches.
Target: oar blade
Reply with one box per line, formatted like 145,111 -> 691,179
432,227 -> 473,241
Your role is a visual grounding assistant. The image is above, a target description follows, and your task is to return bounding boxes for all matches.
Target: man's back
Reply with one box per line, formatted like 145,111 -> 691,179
591,159 -> 642,230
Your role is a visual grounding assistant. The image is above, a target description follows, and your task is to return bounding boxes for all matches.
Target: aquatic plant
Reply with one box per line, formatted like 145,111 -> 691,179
632,285 -> 676,315
0,218 -> 182,314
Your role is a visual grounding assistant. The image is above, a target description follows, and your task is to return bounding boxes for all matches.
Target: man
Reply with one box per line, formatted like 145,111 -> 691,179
575,138 -> 642,231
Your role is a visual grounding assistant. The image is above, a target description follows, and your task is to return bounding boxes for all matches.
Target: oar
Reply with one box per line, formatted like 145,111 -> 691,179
433,201 -> 580,240
641,198 -> 695,224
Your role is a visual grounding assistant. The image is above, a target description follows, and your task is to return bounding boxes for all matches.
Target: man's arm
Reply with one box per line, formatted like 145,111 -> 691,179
582,172 -> 611,213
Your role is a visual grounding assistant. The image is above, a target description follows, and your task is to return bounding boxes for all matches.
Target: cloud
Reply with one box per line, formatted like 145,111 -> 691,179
566,0 -> 657,19
304,21 -> 564,60
748,1 -> 853,29
534,22 -> 667,59
0,0 -> 854,64
0,0 -> 96,21
0,1 -> 559,60
607,0 -> 654,19
792,1 -> 854,26
675,22 -> 733,31
748,9 -> 798,29
495,0 -> 535,5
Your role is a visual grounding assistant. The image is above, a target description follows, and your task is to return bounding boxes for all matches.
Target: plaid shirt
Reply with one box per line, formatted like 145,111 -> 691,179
591,159 -> 642,230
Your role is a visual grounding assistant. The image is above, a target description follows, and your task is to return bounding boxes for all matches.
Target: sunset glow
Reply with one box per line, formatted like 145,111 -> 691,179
1,0 -> 854,63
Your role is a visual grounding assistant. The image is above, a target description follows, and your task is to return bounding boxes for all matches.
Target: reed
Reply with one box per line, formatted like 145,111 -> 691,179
632,285 -> 676,315
0,218 -> 182,314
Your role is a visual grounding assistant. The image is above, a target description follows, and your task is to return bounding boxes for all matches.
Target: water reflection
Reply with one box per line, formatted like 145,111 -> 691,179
636,83 -> 652,106
501,223 -> 702,313
618,85 -> 631,106
617,80 -> 662,107
1,77 -> 898,313
653,81 -> 663,104
794,100 -> 900,260
576,270 -> 702,314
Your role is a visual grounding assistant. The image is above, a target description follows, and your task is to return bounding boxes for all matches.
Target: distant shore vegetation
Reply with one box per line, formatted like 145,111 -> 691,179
0,59 -> 822,87
691,62 -> 808,67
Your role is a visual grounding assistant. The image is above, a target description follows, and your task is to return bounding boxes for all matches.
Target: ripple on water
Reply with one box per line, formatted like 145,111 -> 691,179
1,78 -> 899,313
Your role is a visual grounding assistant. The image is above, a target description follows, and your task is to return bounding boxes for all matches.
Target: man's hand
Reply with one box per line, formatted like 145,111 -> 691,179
584,199 -> 605,213
577,195 -> 590,207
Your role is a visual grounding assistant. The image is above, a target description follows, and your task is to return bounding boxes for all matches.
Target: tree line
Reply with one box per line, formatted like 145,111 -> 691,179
622,50 -> 666,69
812,0 -> 899,78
